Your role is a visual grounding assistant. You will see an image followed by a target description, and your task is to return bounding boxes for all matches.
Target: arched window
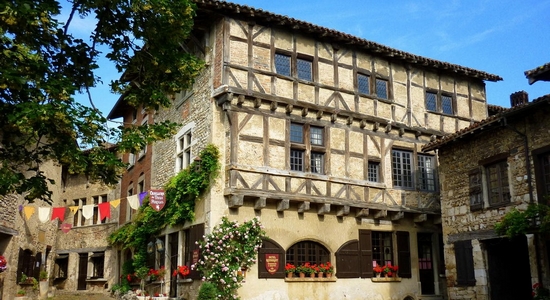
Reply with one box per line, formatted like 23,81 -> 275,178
286,241 -> 329,266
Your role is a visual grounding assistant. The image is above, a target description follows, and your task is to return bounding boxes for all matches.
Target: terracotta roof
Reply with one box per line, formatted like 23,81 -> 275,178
195,0 -> 502,82
487,104 -> 507,116
422,94 -> 550,152
525,62 -> 550,84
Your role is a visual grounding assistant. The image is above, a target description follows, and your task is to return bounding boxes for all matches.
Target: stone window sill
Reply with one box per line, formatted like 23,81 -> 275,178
371,276 -> 402,282
285,277 -> 337,282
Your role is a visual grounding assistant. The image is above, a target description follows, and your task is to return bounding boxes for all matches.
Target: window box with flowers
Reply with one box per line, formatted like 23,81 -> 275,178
173,265 -> 192,283
372,263 -> 401,282
285,262 -> 337,282
148,266 -> 166,282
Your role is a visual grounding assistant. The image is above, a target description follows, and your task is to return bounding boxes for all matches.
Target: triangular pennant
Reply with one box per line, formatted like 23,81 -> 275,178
38,207 -> 51,223
98,202 -> 111,221
69,206 -> 79,214
23,206 -> 35,220
51,207 -> 66,222
139,191 -> 148,205
82,204 -> 94,219
110,199 -> 121,208
127,195 -> 140,210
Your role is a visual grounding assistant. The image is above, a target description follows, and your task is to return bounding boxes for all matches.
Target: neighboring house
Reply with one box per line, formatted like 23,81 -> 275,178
0,152 -> 119,299
101,1 -> 503,300
423,64 -> 550,300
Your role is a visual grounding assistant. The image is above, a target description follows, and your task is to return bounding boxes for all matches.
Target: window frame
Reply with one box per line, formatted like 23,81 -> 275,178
469,168 -> 483,211
454,240 -> 476,286
286,240 -> 330,267
274,52 -> 313,82
90,252 -> 105,279
392,149 -> 414,189
357,73 -> 370,95
425,90 -> 455,115
375,78 -> 389,100
289,123 -> 326,174
175,123 -> 195,173
367,161 -> 380,183
485,159 -> 510,207
418,154 -> 437,191
372,231 -> 394,267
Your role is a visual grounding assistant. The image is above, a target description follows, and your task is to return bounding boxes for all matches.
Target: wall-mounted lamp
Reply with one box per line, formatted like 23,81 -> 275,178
147,241 -> 155,254
156,238 -> 165,253
194,157 -> 202,172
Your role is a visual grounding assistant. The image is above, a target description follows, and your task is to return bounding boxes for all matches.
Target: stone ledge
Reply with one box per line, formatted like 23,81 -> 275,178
285,277 -> 337,282
371,276 -> 402,282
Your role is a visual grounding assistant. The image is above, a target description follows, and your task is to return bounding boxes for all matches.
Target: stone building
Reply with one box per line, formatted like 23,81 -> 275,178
103,1 -> 503,300
423,64 -> 550,300
0,153 -> 120,299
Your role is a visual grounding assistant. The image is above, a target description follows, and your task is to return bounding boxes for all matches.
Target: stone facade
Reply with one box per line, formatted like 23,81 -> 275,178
424,94 -> 550,299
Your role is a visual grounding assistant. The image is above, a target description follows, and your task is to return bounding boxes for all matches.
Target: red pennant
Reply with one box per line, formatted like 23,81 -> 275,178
98,202 -> 111,220
51,207 -> 66,222
60,223 -> 72,233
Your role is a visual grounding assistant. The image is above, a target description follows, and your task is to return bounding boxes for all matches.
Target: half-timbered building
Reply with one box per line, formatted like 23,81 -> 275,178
108,1 -> 502,299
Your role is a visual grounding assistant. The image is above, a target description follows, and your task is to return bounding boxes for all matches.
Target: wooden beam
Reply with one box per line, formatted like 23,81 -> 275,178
374,210 -> 387,219
316,110 -> 323,119
336,205 -> 350,217
285,104 -> 293,114
297,201 -> 310,213
390,211 -> 404,221
414,213 -> 428,223
254,197 -> 266,211
277,199 -> 290,211
355,208 -> 369,218
270,101 -> 277,111
237,94 -> 245,105
228,195 -> 243,208
317,203 -> 331,215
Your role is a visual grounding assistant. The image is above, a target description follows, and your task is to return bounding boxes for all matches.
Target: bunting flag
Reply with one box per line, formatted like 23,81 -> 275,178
69,206 -> 79,214
23,206 -> 35,220
19,205 -> 23,212
51,207 -> 66,222
127,194 -> 140,210
60,223 -> 72,233
38,207 -> 51,223
139,191 -> 148,205
98,202 -> 111,221
110,199 -> 121,208
82,204 -> 94,219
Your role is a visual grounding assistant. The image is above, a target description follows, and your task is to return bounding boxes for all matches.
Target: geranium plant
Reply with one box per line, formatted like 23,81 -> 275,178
148,266 -> 166,281
297,262 -> 315,275
0,255 -> 6,273
172,265 -> 190,278
194,216 -> 266,300
373,265 -> 384,275
284,263 -> 296,274
319,262 -> 334,274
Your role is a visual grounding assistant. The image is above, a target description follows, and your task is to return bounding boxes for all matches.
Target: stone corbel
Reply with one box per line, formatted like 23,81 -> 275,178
317,203 -> 331,215
355,208 -> 369,218
228,195 -> 243,208
373,210 -> 387,219
298,201 -> 310,213
336,205 -> 350,217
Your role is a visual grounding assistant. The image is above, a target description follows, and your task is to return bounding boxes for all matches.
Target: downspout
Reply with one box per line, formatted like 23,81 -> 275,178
501,116 -> 542,284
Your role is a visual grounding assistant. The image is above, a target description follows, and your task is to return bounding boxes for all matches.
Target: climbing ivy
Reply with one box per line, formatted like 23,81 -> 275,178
495,203 -> 550,238
109,144 -> 220,268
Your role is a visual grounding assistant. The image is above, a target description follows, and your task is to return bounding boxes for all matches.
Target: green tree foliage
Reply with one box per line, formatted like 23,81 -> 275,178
495,203 -> 550,238
0,0 -> 204,203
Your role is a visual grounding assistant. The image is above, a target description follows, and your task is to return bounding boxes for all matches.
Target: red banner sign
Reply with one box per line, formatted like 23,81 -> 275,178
149,189 -> 166,211
265,253 -> 279,274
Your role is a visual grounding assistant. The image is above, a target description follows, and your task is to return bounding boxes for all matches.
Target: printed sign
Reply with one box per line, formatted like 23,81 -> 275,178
149,189 -> 166,211
192,249 -> 200,264
265,253 -> 279,274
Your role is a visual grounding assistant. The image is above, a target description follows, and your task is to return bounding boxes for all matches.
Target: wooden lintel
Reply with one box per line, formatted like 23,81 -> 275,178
374,210 -> 387,219
228,195 -> 243,208
433,215 -> 442,224
254,197 -> 266,210
254,97 -> 261,108
391,211 -> 405,221
237,94 -> 245,105
317,203 -> 331,215
414,213 -> 428,223
277,199 -> 290,211
336,205 -> 350,217
355,208 -> 369,218
298,201 -> 310,213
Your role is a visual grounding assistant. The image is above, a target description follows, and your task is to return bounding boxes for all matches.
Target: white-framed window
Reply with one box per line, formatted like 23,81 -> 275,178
175,123 -> 195,173
290,123 -> 325,174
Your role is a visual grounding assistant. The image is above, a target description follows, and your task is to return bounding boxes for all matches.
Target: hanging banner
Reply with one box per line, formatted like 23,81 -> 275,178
149,189 -> 166,211
265,253 -> 280,274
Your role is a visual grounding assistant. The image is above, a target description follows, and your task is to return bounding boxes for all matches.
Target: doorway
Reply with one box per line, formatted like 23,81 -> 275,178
485,236 -> 531,300
77,253 -> 88,290
417,233 -> 435,295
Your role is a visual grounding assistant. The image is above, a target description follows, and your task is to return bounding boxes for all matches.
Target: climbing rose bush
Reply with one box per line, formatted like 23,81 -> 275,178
193,217 -> 266,300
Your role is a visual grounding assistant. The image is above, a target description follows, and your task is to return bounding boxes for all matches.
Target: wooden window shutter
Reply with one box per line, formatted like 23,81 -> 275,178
358,229 -> 373,278
335,240 -> 360,278
188,223 -> 204,280
17,248 -> 24,282
257,239 -> 285,278
396,231 -> 412,278
454,240 -> 475,286
33,252 -> 42,279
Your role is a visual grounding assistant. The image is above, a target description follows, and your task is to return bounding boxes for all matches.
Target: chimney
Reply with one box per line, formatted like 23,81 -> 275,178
510,91 -> 529,107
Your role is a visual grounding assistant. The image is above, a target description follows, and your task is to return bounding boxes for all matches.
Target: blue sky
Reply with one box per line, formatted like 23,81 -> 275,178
72,0 -> 550,115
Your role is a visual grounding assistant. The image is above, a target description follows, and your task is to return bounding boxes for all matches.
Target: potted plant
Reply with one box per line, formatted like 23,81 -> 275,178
382,263 -> 398,277
39,270 -> 49,297
15,289 -> 26,298
284,263 -> 296,278
172,265 -> 190,279
297,262 -> 315,278
148,266 -> 166,282
319,262 -> 334,278
373,265 -> 384,277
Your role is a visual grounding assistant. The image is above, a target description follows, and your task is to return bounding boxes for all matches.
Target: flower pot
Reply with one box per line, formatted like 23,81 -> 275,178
299,272 -> 305,278
309,273 -> 315,278
287,272 -> 293,279
317,272 -> 324,278
376,273 -> 381,278
40,280 -> 49,297
384,273 -> 389,278
326,273 -> 332,278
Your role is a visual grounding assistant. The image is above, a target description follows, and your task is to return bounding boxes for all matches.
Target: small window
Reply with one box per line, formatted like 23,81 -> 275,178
375,78 -> 388,99
368,161 -> 380,182
486,160 -> 510,206
290,123 -> 325,174
297,58 -> 312,81
425,91 -> 454,115
290,123 -> 304,143
311,152 -> 324,174
469,169 -> 483,211
442,95 -> 453,114
392,150 -> 413,188
128,153 -> 135,167
138,116 -> 148,159
372,231 -> 393,267
358,73 -> 370,94
90,252 -> 105,278
426,92 -> 437,112
54,255 -> 69,279
290,149 -> 304,171
286,241 -> 330,266
310,126 -> 323,146
418,155 -> 436,191
176,131 -> 192,172
274,53 -> 291,77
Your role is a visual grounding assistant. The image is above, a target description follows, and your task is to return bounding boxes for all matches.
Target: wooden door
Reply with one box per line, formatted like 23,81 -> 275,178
417,233 -> 435,295
77,253 -> 88,290
169,232 -> 178,297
